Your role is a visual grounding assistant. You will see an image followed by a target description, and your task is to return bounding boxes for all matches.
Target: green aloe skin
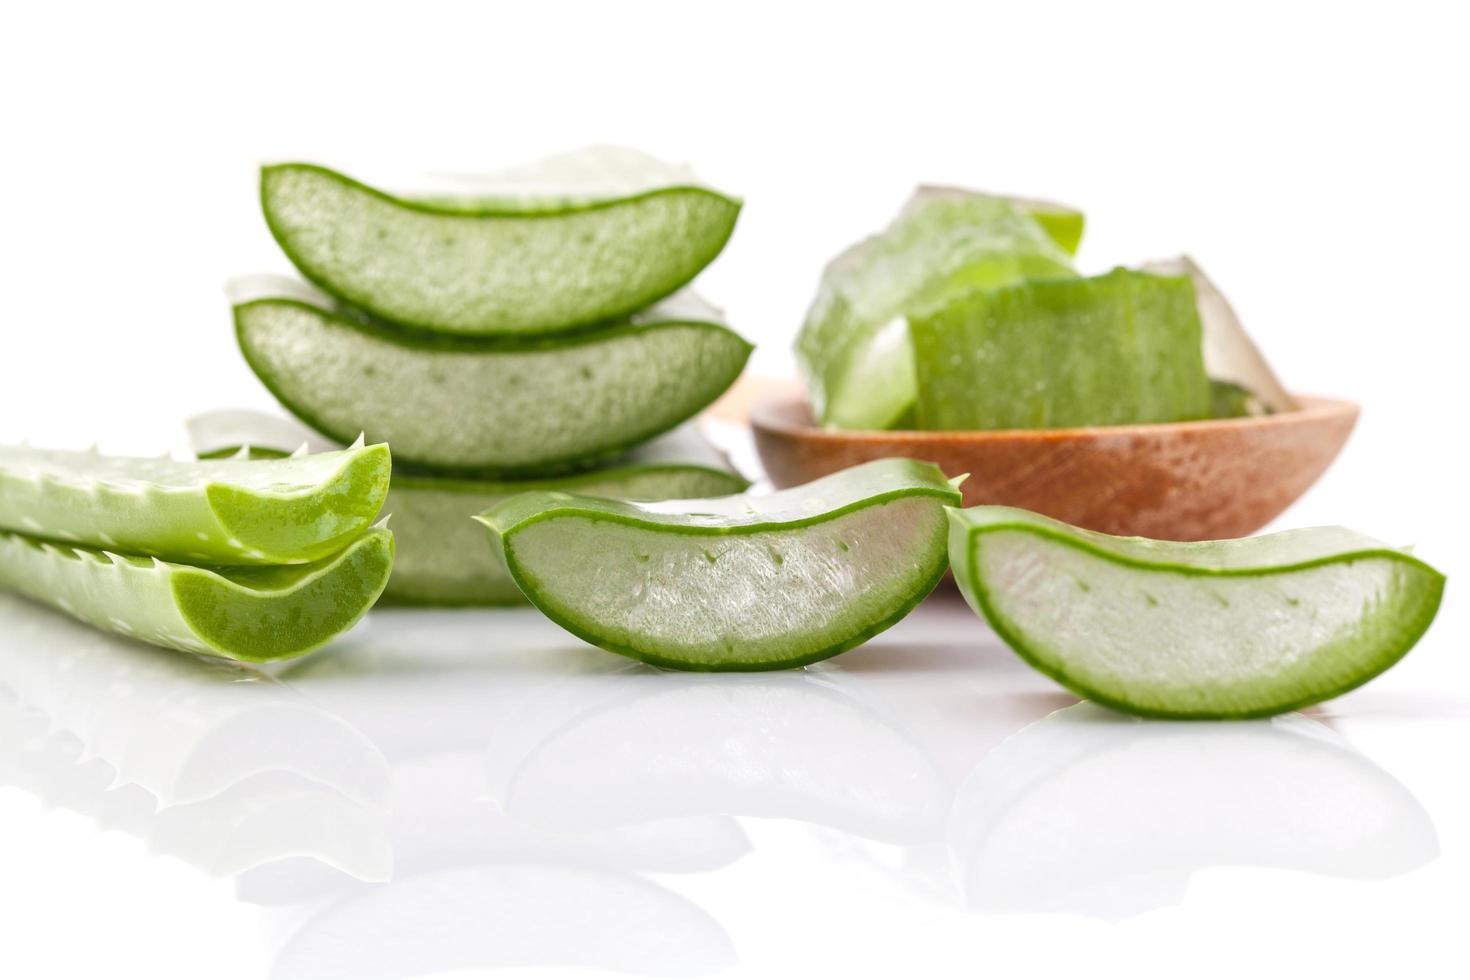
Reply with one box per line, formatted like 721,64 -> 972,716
795,187 -> 1079,430
233,288 -> 752,476
0,526 -> 394,662
260,147 -> 742,336
188,412 -> 750,607
479,459 -> 963,671
911,268 -> 1213,430
949,506 -> 1446,719
0,442 -> 390,565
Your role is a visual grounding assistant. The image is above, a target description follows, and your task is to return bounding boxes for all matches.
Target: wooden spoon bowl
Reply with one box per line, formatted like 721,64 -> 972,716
750,387 -> 1359,541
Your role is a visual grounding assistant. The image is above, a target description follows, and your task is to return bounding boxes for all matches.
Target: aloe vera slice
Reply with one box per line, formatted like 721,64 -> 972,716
0,441 -> 389,565
478,459 -> 962,670
233,284 -> 752,475
0,527 -> 394,662
261,147 -> 742,335
187,411 -> 750,606
949,507 -> 1446,718
911,267 -> 1212,430
795,186 -> 1077,430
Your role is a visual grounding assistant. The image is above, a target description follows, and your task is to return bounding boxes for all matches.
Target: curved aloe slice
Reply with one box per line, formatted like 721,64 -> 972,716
261,147 -> 741,335
795,186 -> 1077,430
187,411 -> 749,606
0,442 -> 389,565
949,507 -> 1446,718
234,286 -> 751,476
478,459 -> 962,670
0,527 -> 393,662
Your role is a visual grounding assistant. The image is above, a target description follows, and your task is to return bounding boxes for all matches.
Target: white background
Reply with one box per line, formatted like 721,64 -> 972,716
1,2 -> 1468,979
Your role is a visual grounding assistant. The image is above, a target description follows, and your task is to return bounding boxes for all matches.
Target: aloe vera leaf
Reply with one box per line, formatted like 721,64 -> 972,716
1142,255 -> 1297,413
0,527 -> 394,662
232,286 -> 752,476
477,459 -> 962,670
187,411 -> 750,606
795,186 -> 1077,430
0,442 -> 389,565
948,506 -> 1446,719
911,267 -> 1212,430
260,147 -> 741,336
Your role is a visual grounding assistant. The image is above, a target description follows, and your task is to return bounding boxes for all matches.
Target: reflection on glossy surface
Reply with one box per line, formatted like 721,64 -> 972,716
950,702 -> 1439,918
487,668 -> 951,843
0,595 -> 388,807
0,592 -> 1446,977
0,595 -> 392,881
270,867 -> 736,980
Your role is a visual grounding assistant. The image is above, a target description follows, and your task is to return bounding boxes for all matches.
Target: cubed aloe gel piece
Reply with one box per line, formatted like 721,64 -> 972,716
795,187 -> 1078,430
0,442 -> 389,565
187,411 -> 750,606
0,527 -> 394,662
911,267 -> 1212,430
261,147 -> 742,335
478,459 -> 963,670
949,506 -> 1446,718
233,287 -> 752,476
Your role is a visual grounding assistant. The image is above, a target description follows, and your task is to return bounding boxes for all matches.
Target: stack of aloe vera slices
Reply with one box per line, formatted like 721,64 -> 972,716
796,186 -> 1294,431
228,147 -> 752,603
0,442 -> 394,661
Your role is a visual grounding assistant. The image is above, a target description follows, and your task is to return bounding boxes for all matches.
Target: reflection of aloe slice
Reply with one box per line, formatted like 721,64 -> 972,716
188,411 -> 749,605
911,267 -> 1212,429
0,592 -> 391,805
486,671 -> 949,844
479,460 -> 961,670
0,528 -> 394,662
0,442 -> 389,565
950,702 -> 1438,917
271,866 -> 735,980
795,187 -> 1077,430
261,148 -> 741,335
949,507 -> 1446,718
234,286 -> 751,475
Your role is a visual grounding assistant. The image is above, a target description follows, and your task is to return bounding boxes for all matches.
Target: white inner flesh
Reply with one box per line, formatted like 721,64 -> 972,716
511,497 -> 946,664
975,530 -> 1416,713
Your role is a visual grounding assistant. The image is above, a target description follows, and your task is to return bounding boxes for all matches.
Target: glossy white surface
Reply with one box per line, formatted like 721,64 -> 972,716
2,570 -> 1466,979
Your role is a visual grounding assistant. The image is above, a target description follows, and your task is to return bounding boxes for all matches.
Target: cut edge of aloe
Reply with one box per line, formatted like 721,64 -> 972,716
0,526 -> 395,662
0,441 -> 390,566
948,506 -> 1446,719
478,460 -> 963,671
260,157 -> 742,336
